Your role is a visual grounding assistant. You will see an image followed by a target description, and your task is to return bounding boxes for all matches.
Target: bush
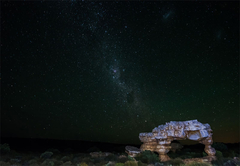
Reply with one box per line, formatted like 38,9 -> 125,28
105,154 -> 118,162
106,161 -> 116,166
166,158 -> 184,166
212,151 -> 224,166
215,150 -> 223,160
229,150 -> 236,158
186,152 -> 202,158
0,143 -> 10,155
154,162 -> 164,166
118,156 -> 128,163
87,147 -> 100,153
168,151 -> 179,159
41,159 -> 63,166
82,157 -> 94,163
124,161 -> 138,166
95,161 -> 108,166
211,159 -> 224,166
135,150 -> 159,164
223,158 -> 240,166
61,156 -> 71,162
79,162 -> 88,166
127,155 -> 135,161
115,163 -> 125,166
202,152 -> 207,157
138,161 -> 148,166
187,162 -> 211,166
212,142 -> 228,151
92,157 -> 105,164
40,151 -> 53,159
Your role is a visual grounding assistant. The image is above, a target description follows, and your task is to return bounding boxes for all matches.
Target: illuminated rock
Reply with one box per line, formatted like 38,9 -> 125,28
125,146 -> 141,157
183,156 -> 214,165
138,119 -> 216,162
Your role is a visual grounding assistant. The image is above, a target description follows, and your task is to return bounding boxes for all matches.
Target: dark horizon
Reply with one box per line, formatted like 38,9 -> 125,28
1,137 -> 239,153
1,1 -> 239,145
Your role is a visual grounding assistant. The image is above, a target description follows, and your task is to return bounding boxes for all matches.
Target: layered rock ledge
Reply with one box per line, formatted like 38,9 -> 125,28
126,119 -> 216,162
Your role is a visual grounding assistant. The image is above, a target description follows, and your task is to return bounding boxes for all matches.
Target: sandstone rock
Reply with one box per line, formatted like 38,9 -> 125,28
183,157 -> 212,165
90,152 -> 112,158
125,146 -> 141,157
234,157 -> 239,160
138,119 -> 216,162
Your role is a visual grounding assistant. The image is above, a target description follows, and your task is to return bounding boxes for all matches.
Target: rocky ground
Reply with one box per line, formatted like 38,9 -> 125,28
0,140 -> 239,166
0,147 -> 239,166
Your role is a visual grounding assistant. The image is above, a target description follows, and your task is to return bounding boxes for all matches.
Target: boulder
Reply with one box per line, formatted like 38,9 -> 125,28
138,119 -> 216,162
125,146 -> 141,157
90,152 -> 112,158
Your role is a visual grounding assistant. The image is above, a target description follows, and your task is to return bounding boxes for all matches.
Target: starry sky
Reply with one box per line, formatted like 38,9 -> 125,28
1,1 -> 239,145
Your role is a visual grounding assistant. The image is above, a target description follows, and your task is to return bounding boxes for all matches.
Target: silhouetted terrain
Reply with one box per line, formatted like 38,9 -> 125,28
0,137 -> 239,166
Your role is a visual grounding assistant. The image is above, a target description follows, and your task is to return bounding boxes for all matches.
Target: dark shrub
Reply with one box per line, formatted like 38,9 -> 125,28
212,142 -> 228,151
95,160 -> 108,166
92,157 -> 105,164
82,157 -> 94,164
106,161 -> 116,166
138,161 -> 148,166
215,150 -> 223,160
202,152 -> 207,157
118,156 -> 128,163
61,156 -> 71,162
0,143 -> 10,155
87,147 -> 100,153
187,162 -> 211,166
183,148 -> 191,152
40,151 -> 53,159
105,154 -> 118,162
211,159 -> 224,166
124,161 -> 138,166
154,162 -> 164,166
127,155 -> 135,161
135,150 -> 159,164
115,163 -> 125,166
186,152 -> 202,158
167,151 -> 179,159
166,158 -> 184,166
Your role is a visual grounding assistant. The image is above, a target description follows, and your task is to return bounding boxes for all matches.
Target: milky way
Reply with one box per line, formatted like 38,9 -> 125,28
2,1 -> 239,144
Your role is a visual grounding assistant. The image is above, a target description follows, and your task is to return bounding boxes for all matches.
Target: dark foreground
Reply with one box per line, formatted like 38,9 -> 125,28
0,137 -> 239,166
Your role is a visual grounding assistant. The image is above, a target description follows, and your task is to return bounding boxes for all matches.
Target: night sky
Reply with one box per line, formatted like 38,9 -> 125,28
1,1 -> 239,145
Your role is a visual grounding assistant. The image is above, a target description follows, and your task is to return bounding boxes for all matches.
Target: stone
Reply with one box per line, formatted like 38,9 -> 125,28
138,119 -> 216,162
40,151 -> 53,159
154,162 -> 164,166
118,155 -> 128,162
106,161 -> 116,166
183,157 -> 213,165
125,146 -> 141,157
233,157 -> 239,160
90,152 -> 112,158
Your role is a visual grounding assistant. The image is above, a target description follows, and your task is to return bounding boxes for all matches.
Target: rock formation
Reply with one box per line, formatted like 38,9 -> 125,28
125,146 -> 141,157
138,119 -> 216,162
